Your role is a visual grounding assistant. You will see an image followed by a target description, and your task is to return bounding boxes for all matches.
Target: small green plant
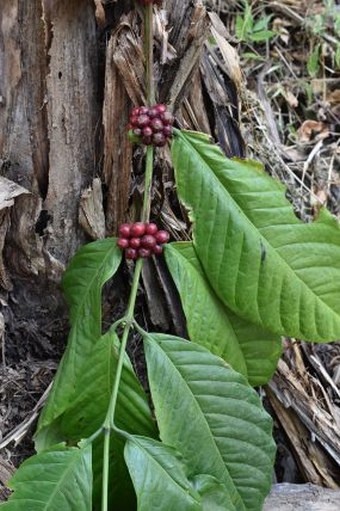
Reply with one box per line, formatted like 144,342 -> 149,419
306,0 -> 340,76
235,1 -> 275,44
2,2 -> 340,510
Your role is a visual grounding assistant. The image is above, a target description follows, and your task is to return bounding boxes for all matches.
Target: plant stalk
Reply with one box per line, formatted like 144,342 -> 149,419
145,4 -> 155,105
101,259 -> 143,511
141,145 -> 154,222
101,4 -> 156,510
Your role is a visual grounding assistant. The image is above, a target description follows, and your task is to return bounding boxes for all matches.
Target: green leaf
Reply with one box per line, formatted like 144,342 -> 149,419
144,334 -> 275,511
37,238 -> 122,433
242,52 -> 265,62
193,474 -> 235,510
172,129 -> 340,342
2,444 -> 92,510
57,330 -> 157,509
307,44 -> 320,77
336,43 -> 340,69
59,330 -> 157,439
253,16 -> 271,32
124,436 -> 202,511
249,30 -> 275,42
235,14 -> 247,41
235,2 -> 253,41
92,434 -> 136,510
165,242 -> 281,386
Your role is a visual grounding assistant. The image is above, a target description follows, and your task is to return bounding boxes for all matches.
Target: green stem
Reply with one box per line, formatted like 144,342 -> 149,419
101,428 -> 110,511
141,145 -> 154,222
101,259 -> 143,511
145,4 -> 155,105
101,4 -> 156,510
104,258 -> 143,431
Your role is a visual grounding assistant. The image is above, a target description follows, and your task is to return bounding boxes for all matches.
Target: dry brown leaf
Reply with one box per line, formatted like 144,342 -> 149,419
272,17 -> 291,45
327,89 -> 340,106
297,120 -> 329,142
284,89 -> 299,108
314,188 -> 328,205
209,13 -> 242,91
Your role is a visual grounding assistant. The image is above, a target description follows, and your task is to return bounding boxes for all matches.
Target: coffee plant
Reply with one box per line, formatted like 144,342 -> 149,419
3,2 -> 340,510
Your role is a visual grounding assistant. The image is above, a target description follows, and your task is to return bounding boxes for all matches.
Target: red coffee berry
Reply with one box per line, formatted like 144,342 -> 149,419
142,126 -> 153,137
130,116 -> 138,128
126,248 -> 138,260
148,107 -> 158,118
156,230 -> 170,244
145,223 -> 158,235
160,111 -> 174,125
128,103 -> 173,147
141,235 -> 157,249
137,115 -> 150,128
130,116 -> 139,127
162,125 -> 172,137
129,237 -> 141,249
142,135 -> 153,146
131,107 -> 140,117
138,248 -> 151,258
153,133 -> 166,147
153,244 -> 163,255
119,223 -> 131,238
150,118 -> 164,132
117,238 -> 129,249
139,106 -> 150,115
130,222 -> 146,237
155,104 -> 167,114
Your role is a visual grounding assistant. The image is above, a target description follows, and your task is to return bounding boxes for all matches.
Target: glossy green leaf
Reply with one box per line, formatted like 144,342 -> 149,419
37,239 -> 122,433
172,129 -> 340,342
60,330 -> 156,439
144,334 -> 275,511
55,330 -> 156,509
165,242 -> 281,386
193,474 -> 235,510
92,434 -> 136,510
2,444 -> 92,510
124,436 -> 202,511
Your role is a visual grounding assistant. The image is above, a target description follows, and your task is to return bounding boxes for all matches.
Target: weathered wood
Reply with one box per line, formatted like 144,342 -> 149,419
43,0 -> 100,261
264,483 -> 340,511
267,353 -> 340,488
0,0 -> 101,366
102,13 -> 142,234
0,0 -> 46,194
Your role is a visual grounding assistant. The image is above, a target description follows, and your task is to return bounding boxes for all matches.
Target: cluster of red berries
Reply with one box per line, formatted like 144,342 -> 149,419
117,222 -> 170,260
128,104 -> 174,147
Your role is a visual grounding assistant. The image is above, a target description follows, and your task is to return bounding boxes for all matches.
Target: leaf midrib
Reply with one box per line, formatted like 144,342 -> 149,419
147,336 -> 246,511
67,242 -> 119,334
129,437 -> 200,504
26,448 -> 88,510
176,132 -> 340,327
166,245 -> 247,375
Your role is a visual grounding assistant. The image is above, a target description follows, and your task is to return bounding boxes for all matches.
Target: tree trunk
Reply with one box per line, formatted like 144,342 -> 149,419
0,0 -> 102,361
